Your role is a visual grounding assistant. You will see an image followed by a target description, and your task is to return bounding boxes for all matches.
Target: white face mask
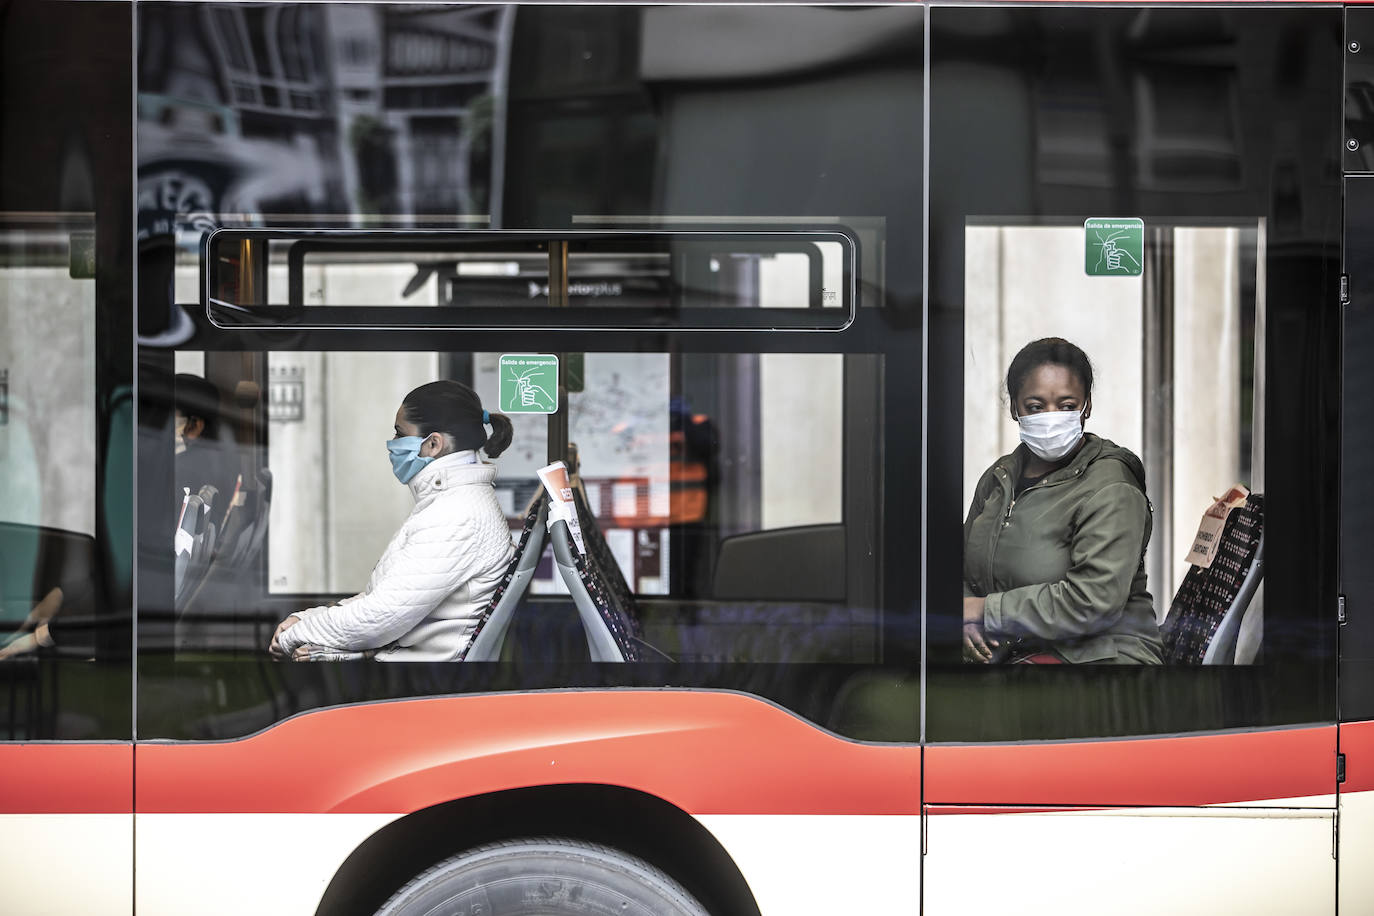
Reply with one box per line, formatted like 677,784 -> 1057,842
1017,409 -> 1085,461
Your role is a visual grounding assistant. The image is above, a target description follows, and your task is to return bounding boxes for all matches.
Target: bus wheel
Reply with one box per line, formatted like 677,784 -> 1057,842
374,836 -> 711,916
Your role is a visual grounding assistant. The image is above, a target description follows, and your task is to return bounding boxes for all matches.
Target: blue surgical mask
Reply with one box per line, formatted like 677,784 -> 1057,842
387,436 -> 434,484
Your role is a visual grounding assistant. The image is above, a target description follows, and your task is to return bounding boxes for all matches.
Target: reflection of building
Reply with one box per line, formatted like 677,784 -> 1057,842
137,4 -> 511,224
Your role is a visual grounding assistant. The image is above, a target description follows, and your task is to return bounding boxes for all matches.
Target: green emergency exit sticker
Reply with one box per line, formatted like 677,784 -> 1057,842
499,354 -> 559,414
1085,218 -> 1144,277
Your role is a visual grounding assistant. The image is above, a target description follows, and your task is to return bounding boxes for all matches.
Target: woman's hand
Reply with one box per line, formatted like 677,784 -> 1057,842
268,615 -> 301,659
962,596 -> 999,663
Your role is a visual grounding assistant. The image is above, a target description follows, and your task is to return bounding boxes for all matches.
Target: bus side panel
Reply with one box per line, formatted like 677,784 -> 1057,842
924,806 -> 1334,916
1340,719 -> 1374,912
135,813 -> 400,916
924,730 -> 1339,914
0,745 -> 132,914
694,815 -> 920,915
136,692 -> 918,817
134,691 -> 918,914
925,727 -> 1337,808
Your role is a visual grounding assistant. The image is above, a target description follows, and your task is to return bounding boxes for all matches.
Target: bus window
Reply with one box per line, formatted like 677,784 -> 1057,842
203,229 -> 855,331
961,222 -> 1261,663
0,213 -> 131,739
173,346 -> 874,667
928,4 -> 1340,744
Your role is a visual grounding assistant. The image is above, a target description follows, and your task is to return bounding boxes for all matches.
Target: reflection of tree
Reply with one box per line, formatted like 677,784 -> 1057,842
461,94 -> 494,214
349,115 -> 398,216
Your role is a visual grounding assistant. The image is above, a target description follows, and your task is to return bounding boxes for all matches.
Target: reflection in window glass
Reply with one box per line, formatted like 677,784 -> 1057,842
0,217 -> 98,636
0,220 -> 98,538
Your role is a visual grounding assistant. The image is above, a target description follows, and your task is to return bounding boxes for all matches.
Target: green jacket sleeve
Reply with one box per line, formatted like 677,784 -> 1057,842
962,469 -> 995,599
983,481 -> 1148,640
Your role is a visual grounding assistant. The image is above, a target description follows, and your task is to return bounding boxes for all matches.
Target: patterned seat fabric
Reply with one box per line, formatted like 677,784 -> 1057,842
563,487 -> 643,661
455,498 -> 543,662
572,487 -> 644,641
1160,494 -> 1264,665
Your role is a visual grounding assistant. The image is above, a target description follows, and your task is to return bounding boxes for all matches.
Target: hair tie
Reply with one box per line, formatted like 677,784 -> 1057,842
482,410 -> 490,425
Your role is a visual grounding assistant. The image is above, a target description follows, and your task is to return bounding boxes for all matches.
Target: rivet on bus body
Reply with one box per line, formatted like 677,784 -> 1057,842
1349,138 -> 1361,152
1351,40 -> 1362,53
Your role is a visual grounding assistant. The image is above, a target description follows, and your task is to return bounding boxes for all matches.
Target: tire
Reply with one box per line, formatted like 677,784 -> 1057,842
374,836 -> 711,916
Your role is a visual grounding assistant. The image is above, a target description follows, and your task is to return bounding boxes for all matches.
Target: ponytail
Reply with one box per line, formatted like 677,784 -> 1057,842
401,380 -> 512,459
484,412 -> 514,458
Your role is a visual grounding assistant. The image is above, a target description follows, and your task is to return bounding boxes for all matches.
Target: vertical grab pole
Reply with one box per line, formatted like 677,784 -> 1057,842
1142,225 -> 1175,621
548,240 -> 570,464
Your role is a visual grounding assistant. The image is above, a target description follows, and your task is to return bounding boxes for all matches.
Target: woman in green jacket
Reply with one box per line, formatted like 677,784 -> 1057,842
962,338 -> 1164,665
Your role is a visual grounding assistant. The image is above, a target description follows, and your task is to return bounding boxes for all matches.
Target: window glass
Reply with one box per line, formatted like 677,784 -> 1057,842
135,1 -> 923,742
0,218 -> 98,538
203,231 -> 854,331
929,5 -> 1340,743
193,348 -> 863,663
963,223 -> 1259,631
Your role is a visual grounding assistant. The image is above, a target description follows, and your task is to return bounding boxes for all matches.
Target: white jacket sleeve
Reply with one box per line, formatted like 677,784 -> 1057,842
277,515 -> 479,654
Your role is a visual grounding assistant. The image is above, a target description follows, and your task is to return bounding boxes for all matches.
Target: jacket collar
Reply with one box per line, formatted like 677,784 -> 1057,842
408,450 -> 496,501
997,433 -> 1105,488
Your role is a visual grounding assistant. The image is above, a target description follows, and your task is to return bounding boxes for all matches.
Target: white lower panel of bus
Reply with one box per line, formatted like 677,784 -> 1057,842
0,814 -> 131,915
695,814 -> 922,915
135,813 -> 401,916
1341,789 -> 1374,912
924,805 -> 1335,915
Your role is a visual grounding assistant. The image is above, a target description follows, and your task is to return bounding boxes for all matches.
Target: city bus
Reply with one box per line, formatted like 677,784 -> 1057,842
1,1 -> 1372,913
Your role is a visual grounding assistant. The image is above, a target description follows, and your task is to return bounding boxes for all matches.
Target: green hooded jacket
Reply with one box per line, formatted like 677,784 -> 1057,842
963,433 -> 1164,664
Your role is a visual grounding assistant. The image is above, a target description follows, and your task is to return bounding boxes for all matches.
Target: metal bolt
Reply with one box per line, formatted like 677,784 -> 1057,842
1352,40 -> 1362,53
1350,138 -> 1361,151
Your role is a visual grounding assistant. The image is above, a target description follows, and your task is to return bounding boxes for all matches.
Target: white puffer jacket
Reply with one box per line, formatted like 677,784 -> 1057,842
277,451 -> 515,661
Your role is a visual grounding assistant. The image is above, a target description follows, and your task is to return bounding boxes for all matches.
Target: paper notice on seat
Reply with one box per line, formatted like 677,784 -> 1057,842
538,461 -> 585,555
1184,484 -> 1250,569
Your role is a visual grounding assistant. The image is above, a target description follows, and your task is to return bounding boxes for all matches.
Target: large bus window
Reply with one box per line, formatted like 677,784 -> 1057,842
134,1 -> 924,742
962,222 -> 1261,652
928,5 -> 1340,743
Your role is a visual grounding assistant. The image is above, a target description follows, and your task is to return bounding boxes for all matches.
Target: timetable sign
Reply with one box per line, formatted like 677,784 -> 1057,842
499,354 -> 559,414
1085,217 -> 1144,277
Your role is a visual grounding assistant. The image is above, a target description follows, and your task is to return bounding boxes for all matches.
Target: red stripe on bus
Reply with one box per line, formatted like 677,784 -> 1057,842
1343,719 -> 1374,794
926,725 -> 1336,807
136,691 -> 921,815
0,744 -> 132,814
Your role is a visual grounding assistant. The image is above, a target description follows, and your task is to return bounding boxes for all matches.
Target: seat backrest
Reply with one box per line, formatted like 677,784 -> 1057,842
570,482 -> 642,635
546,508 -> 644,663
1161,493 -> 1264,665
176,483 -> 224,605
228,468 -> 273,567
713,524 -> 846,601
461,495 -> 548,662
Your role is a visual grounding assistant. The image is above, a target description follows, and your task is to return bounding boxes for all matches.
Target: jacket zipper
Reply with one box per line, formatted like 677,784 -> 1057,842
986,466 -> 1079,591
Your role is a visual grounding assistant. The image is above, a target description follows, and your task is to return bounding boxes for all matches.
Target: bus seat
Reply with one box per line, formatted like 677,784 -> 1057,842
547,514 -> 638,661
174,485 -> 218,604
1160,493 -> 1264,665
227,468 -> 273,568
569,480 -> 641,619
461,495 -> 548,662
712,525 -> 846,601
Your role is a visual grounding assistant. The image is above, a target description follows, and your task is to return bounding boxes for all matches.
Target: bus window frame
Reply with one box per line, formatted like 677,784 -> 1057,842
202,228 -> 858,333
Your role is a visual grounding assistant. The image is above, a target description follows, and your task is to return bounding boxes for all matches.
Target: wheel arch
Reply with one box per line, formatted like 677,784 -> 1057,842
313,783 -> 761,916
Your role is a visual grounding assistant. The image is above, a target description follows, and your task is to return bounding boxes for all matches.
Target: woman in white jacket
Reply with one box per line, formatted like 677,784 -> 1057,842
269,380 -> 516,661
